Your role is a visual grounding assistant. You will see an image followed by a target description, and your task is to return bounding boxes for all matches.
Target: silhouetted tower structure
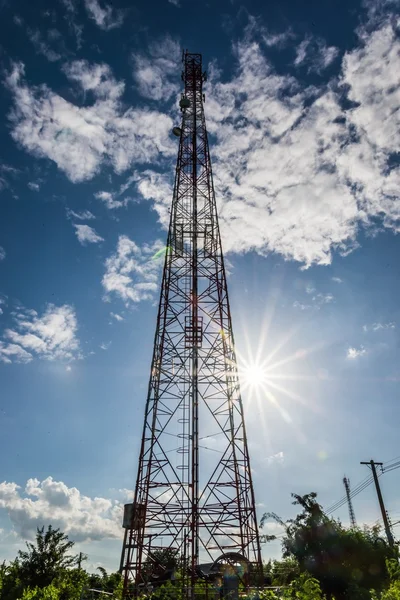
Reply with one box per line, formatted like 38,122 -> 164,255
343,476 -> 357,528
119,51 -> 262,598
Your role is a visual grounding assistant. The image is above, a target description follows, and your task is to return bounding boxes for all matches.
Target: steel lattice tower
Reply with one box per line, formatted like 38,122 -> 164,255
120,51 -> 262,598
343,477 -> 357,529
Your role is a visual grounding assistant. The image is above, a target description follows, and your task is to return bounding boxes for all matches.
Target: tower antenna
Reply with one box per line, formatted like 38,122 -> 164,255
120,52 -> 262,599
343,476 -> 357,529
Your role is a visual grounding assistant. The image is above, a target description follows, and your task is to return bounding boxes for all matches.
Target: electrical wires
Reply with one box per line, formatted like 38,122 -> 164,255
325,455 -> 400,517
325,475 -> 375,515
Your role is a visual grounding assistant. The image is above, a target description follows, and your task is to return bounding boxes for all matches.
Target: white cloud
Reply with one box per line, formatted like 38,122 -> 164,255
96,170 -> 173,216
94,190 -> 128,210
363,322 -> 396,332
73,224 -> 104,245
293,290 -> 334,310
110,312 -> 124,321
100,341 -> 111,350
62,60 -> 124,100
27,181 -> 40,191
168,0 -> 180,5
102,236 -> 164,305
132,36 -> 181,101
5,61 -> 174,184
26,28 -> 62,62
0,163 -> 19,193
265,451 -> 284,465
66,209 -> 96,220
0,246 -> 5,261
262,29 -> 295,48
347,346 -> 367,359
339,22 -> 400,231
200,16 -> 400,267
0,304 -> 81,364
134,170 -> 173,224
0,296 -> 6,315
294,37 -> 339,73
332,277 -> 343,283
83,0 -> 124,30
0,477 -> 122,542
58,0 -> 83,49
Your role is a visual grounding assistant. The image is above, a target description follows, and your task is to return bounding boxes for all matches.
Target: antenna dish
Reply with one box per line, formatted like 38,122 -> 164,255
172,127 -> 182,137
180,97 -> 190,109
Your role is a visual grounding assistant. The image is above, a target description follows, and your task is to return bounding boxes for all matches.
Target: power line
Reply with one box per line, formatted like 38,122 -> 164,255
384,455 -> 400,465
325,474 -> 373,512
326,476 -> 374,515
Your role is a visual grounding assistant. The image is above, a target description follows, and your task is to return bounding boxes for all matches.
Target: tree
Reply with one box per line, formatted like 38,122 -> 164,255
87,568 -> 122,595
262,492 -> 398,600
0,560 -> 24,600
142,548 -> 181,583
270,558 -> 300,586
17,526 -> 82,590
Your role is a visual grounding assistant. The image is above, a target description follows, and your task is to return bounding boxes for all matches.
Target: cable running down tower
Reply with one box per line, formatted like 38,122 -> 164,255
120,50 -> 262,597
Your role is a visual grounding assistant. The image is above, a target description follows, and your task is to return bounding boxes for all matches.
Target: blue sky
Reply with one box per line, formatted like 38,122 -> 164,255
0,0 -> 400,573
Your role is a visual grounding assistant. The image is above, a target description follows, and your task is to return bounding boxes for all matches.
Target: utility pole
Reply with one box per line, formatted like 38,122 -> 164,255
361,460 -> 394,547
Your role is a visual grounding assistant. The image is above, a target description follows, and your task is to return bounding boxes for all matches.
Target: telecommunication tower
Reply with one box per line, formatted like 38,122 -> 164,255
120,51 -> 262,598
343,476 -> 357,529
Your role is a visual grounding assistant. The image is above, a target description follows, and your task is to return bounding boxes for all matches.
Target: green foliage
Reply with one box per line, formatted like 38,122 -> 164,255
142,548 -> 181,583
261,492 -> 398,600
282,573 -> 326,599
270,558 -> 300,586
0,560 -> 24,600
19,584 -> 60,600
151,581 -> 182,600
17,526 -> 81,590
258,590 -> 279,600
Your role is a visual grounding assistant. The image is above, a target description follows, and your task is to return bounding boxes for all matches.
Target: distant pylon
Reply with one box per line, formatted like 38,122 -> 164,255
343,476 -> 357,528
119,50 -> 262,599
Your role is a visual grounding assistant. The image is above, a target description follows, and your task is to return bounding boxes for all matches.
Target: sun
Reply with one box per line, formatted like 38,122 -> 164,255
241,363 -> 268,388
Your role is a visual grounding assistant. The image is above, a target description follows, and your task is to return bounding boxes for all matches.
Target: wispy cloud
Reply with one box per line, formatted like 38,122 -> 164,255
102,236 -> 164,305
95,191 -> 128,210
265,451 -> 284,465
0,297 -> 7,316
168,0 -> 180,5
5,60 -> 174,183
110,312 -> 124,322
332,277 -> 343,283
73,224 -> 104,245
0,163 -> 19,193
132,35 -> 181,101
27,181 -> 40,191
83,0 -> 124,30
0,246 -> 5,261
363,322 -> 396,332
100,341 -> 111,350
96,169 -> 173,217
0,304 -> 81,364
293,288 -> 334,311
294,36 -> 339,73
26,28 -> 62,62
66,208 -> 96,220
262,29 -> 295,48
58,0 -> 83,49
347,346 -> 367,360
